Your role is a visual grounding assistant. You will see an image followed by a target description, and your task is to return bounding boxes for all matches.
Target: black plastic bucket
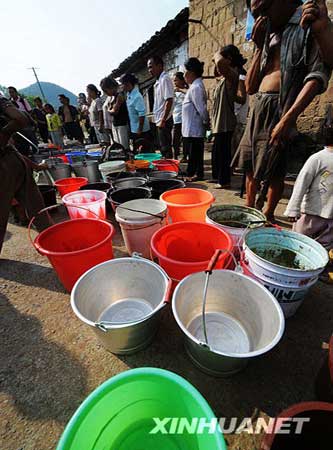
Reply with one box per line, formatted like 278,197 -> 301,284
106,171 -> 137,182
38,185 -> 57,207
147,179 -> 186,199
79,182 -> 111,192
149,170 -> 178,180
108,187 -> 151,211
112,177 -> 147,190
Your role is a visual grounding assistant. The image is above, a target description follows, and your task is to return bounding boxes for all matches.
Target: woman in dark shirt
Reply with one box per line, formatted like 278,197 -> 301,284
100,76 -> 130,150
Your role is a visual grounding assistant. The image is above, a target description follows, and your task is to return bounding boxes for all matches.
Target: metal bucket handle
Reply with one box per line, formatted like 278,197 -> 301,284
28,203 -> 112,254
235,220 -> 282,254
201,248 -> 239,349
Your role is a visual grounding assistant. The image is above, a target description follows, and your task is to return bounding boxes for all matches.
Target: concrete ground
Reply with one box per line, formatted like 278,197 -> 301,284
0,156 -> 332,450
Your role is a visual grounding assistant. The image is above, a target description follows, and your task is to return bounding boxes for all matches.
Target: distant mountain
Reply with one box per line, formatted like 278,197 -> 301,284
20,82 -> 78,107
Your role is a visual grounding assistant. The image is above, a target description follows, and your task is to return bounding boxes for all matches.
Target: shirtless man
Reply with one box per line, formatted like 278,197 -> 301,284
301,0 -> 333,68
235,0 -> 331,220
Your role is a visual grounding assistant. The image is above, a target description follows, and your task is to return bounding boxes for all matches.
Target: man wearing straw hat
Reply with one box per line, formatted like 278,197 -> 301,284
0,96 -> 47,252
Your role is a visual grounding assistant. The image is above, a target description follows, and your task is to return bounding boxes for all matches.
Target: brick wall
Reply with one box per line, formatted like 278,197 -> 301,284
189,0 -> 333,141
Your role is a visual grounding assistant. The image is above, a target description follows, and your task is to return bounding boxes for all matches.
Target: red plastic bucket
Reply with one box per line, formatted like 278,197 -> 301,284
33,219 -> 115,291
54,177 -> 88,198
161,188 -> 215,222
151,222 -> 233,284
152,159 -> 180,173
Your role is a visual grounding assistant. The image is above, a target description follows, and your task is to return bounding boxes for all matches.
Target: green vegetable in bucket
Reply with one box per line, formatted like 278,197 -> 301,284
251,247 -> 305,270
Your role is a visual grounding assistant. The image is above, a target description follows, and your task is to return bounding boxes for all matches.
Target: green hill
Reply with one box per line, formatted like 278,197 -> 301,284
20,82 -> 78,107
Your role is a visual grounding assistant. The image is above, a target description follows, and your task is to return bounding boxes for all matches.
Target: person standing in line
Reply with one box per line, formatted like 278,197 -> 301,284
182,57 -> 209,182
211,45 -> 247,189
31,97 -> 49,143
86,84 -> 110,144
44,104 -> 63,148
232,68 -> 249,159
172,72 -> 188,161
8,87 -> 32,113
58,95 -> 84,143
100,76 -> 130,149
119,73 -> 151,145
147,56 -> 174,158
77,93 -> 97,144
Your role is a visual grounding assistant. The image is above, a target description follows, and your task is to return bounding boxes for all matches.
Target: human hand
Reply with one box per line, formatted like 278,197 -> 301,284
251,16 -> 269,50
301,0 -> 329,34
159,119 -> 166,129
270,117 -> 293,146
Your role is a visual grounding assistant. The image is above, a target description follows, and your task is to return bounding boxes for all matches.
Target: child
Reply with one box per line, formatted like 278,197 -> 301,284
285,143 -> 333,282
44,104 -> 63,148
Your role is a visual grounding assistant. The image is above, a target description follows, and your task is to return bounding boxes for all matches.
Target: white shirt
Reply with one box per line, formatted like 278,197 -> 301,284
89,97 -> 104,127
285,147 -> 333,219
153,71 -> 174,125
182,78 -> 209,138
173,91 -> 186,124
13,96 -> 32,113
103,96 -> 113,129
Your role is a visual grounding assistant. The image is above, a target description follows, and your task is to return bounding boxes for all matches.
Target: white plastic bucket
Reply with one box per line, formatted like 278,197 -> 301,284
206,205 -> 266,253
115,199 -> 167,259
243,228 -> 328,288
99,161 -> 126,181
63,190 -> 107,220
240,260 -> 318,318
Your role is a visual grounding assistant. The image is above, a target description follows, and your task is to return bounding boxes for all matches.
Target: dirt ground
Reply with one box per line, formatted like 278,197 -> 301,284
0,158 -> 332,450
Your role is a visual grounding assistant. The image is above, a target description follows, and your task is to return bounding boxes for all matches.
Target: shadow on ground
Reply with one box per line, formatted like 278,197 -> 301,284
0,294 -> 87,423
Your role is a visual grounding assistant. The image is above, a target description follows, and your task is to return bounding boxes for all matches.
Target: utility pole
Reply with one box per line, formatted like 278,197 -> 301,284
28,67 -> 47,102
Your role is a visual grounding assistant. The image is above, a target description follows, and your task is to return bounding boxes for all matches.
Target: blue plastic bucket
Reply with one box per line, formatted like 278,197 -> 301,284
66,151 -> 87,164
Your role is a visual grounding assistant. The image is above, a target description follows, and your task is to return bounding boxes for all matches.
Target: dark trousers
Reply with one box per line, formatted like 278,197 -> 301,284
212,131 -> 233,185
183,137 -> 204,178
157,117 -> 173,158
64,122 -> 84,143
38,124 -> 49,143
0,147 -> 47,252
172,123 -> 182,157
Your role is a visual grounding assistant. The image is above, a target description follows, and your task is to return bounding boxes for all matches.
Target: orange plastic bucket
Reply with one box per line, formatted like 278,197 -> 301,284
152,159 -> 180,172
161,188 -> 215,222
126,160 -> 150,171
33,219 -> 115,291
54,177 -> 88,198
151,222 -> 233,284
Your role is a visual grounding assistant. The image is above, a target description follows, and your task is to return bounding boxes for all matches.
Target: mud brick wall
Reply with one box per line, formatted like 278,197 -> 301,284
189,0 -> 333,143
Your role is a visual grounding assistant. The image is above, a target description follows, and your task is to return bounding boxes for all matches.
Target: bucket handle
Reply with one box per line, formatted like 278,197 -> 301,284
235,220 -> 282,254
28,203 -> 113,254
201,249 -> 239,349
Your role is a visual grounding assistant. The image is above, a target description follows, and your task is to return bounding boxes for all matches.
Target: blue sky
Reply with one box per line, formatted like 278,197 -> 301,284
2,0 -> 188,94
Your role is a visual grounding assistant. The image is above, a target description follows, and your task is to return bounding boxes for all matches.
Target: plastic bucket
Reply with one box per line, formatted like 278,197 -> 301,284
33,218 -> 115,291
135,153 -> 162,162
79,182 -> 111,192
63,190 -> 107,220
151,222 -> 233,284
47,163 -> 72,181
111,177 -> 147,190
126,160 -> 150,171
56,368 -> 226,450
99,161 -> 126,181
116,199 -> 167,258
106,171 -> 136,182
149,170 -> 178,180
54,177 -> 88,198
240,260 -> 318,318
108,187 -> 151,212
243,228 -> 329,288
65,151 -> 87,164
152,159 -> 180,172
38,185 -> 57,207
148,179 -> 186,199
71,161 -> 101,183
161,188 -> 215,223
172,270 -> 285,376
206,205 -> 266,252
71,257 -> 171,354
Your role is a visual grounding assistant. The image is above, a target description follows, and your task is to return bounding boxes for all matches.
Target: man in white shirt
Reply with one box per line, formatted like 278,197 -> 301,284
147,56 -> 174,158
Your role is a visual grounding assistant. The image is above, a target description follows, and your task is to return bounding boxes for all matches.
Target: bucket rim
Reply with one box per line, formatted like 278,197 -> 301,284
172,269 -> 285,359
160,188 -> 214,208
62,190 -> 107,206
56,367 -> 226,450
244,228 -> 329,272
54,177 -> 88,186
151,221 -> 233,267
207,205 -> 266,231
34,218 -> 114,257
70,257 -> 170,329
115,199 -> 167,224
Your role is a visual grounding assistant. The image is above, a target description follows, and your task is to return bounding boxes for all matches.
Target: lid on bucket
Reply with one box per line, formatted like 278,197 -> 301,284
116,199 -> 167,224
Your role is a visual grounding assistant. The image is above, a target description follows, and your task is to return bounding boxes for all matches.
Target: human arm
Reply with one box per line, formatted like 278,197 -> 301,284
284,156 -> 318,218
0,100 -> 30,148
235,77 -> 247,105
301,0 -> 333,69
96,99 -> 105,131
159,76 -> 174,128
213,52 -> 239,88
110,94 -> 124,115
175,87 -> 188,95
190,84 -> 209,126
134,94 -> 147,134
159,98 -> 173,128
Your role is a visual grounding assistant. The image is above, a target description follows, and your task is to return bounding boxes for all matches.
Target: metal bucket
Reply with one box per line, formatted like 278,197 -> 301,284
172,270 -> 285,376
243,228 -> 329,288
149,171 -> 178,180
206,205 -> 266,251
71,160 -> 101,183
111,177 -> 147,190
71,257 -> 171,354
47,162 -> 72,181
